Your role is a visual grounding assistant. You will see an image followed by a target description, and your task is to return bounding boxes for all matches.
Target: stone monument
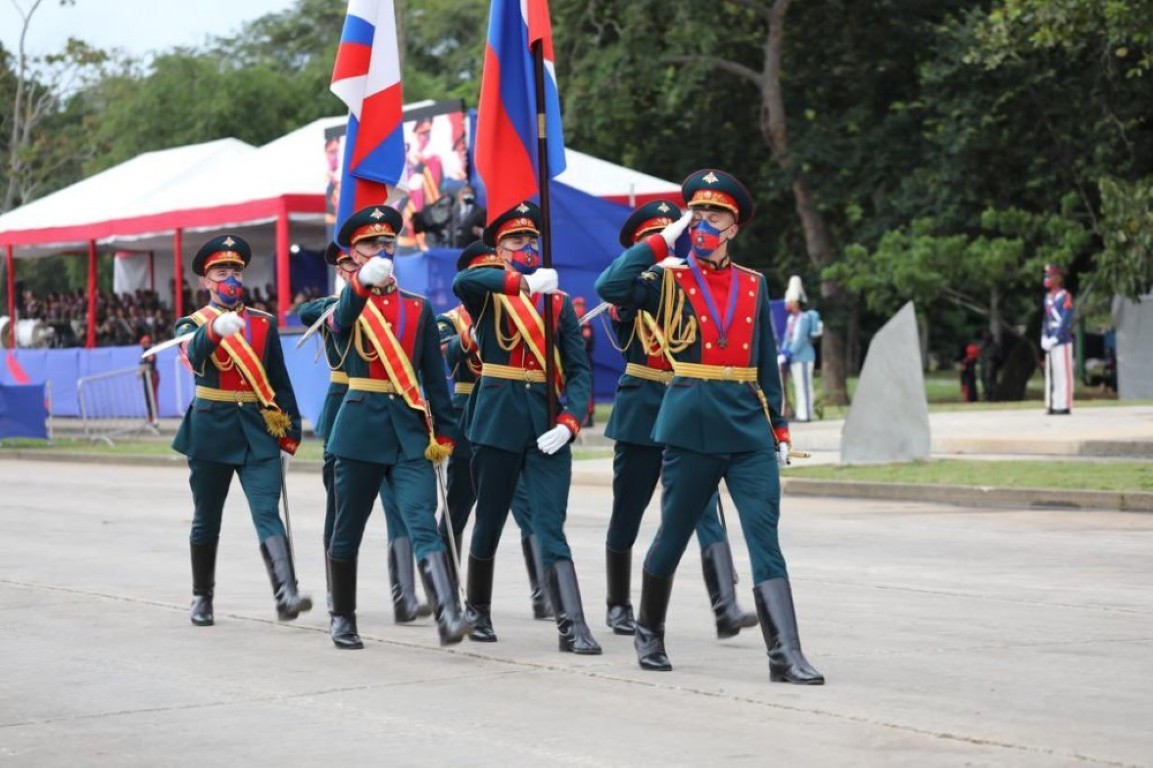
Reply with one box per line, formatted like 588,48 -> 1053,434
841,301 -> 930,464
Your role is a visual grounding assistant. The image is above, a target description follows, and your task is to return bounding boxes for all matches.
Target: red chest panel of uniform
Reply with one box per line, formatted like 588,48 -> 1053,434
213,309 -> 268,389
673,266 -> 759,366
366,291 -> 424,380
505,293 -> 564,370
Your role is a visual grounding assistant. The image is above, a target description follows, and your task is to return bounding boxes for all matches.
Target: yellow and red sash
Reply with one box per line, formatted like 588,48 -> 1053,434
494,292 -> 565,393
356,296 -> 452,461
445,305 -> 482,377
190,306 -> 292,437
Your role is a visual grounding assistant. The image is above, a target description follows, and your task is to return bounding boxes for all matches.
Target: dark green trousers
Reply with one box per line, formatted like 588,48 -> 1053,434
188,456 -> 284,544
645,445 -> 787,583
330,456 -> 442,561
470,443 -> 571,568
444,432 -> 534,545
323,450 -> 412,550
606,441 -> 725,552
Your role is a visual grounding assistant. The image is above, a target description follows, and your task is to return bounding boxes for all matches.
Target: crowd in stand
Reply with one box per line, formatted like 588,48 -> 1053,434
14,283 -> 283,348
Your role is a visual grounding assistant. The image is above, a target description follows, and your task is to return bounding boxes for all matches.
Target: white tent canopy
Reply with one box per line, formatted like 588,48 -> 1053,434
556,148 -> 682,205
0,138 -> 256,258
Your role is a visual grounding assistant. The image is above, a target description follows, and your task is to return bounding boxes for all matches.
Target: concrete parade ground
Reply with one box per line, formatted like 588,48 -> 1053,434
1,459 -> 1151,767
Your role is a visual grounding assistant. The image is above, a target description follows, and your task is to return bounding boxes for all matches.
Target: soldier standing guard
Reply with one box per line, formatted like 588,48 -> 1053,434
173,234 -> 311,626
596,170 -> 823,684
297,243 -> 429,622
325,205 -> 470,650
601,200 -> 757,638
779,276 -> 817,422
452,201 -> 601,654
1041,264 -> 1075,415
436,240 -> 553,621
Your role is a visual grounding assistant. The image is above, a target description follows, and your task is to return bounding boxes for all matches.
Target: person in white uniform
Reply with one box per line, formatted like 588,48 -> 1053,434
778,276 -> 817,422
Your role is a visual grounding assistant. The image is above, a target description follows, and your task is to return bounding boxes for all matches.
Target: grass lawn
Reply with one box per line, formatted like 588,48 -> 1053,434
785,459 -> 1153,493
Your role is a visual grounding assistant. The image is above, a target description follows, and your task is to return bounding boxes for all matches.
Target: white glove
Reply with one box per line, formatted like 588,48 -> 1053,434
1040,336 -> 1056,352
657,256 -> 686,268
777,441 -> 791,468
777,353 -> 788,366
358,256 -> 394,286
537,423 -> 572,455
211,312 -> 244,337
525,268 -> 559,295
660,210 -> 693,249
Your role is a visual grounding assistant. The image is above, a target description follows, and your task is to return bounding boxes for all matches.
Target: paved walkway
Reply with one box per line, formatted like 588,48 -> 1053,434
2,461 -> 1151,766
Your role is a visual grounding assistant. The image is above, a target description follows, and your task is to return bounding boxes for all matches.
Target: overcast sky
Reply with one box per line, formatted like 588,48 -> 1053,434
1,0 -> 299,59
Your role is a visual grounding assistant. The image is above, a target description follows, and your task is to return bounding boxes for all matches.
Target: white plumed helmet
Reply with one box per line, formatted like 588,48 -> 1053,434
785,275 -> 807,304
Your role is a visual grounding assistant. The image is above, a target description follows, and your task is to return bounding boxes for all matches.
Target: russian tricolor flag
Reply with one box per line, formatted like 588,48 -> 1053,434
330,0 -> 405,231
475,0 -> 567,225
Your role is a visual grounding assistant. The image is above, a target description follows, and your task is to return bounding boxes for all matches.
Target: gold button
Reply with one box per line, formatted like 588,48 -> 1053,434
700,316 -> 708,323
746,317 -> 753,323
689,288 -> 696,294
743,343 -> 749,350
705,342 -> 712,349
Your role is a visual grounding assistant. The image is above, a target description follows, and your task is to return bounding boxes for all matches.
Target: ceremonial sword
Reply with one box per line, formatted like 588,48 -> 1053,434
140,331 -> 195,359
279,452 -> 298,563
295,304 -> 338,349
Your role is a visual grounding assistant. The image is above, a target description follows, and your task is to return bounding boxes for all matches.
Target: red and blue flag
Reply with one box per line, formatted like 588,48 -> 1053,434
330,0 -> 405,232
475,0 -> 567,224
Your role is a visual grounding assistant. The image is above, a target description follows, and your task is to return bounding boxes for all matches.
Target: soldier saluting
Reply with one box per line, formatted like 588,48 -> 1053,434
452,201 -> 601,654
173,234 -> 311,627
596,170 -> 823,684
324,205 -> 470,651
601,200 -> 757,639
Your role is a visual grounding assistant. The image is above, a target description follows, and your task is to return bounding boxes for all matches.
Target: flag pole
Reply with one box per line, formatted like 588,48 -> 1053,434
532,38 -> 558,427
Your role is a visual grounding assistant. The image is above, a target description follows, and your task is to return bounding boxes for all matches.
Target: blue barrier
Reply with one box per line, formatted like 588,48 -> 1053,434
0,382 -> 49,440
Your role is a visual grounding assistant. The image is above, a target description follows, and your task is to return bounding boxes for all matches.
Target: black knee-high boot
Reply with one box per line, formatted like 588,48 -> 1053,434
189,540 -> 217,626
605,546 -> 636,635
465,554 -> 497,642
701,542 -> 758,638
634,570 -> 674,671
546,559 -> 602,655
522,535 -> 553,620
753,579 -> 824,685
389,537 -> 431,623
328,556 -> 363,650
419,551 -> 474,646
260,534 -> 313,621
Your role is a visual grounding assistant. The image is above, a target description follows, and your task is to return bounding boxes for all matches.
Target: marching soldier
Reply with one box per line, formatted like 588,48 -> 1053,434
601,200 -> 757,638
596,170 -> 824,684
325,205 -> 470,650
437,240 -> 553,621
173,234 -> 311,626
452,201 -> 601,654
297,243 -> 429,622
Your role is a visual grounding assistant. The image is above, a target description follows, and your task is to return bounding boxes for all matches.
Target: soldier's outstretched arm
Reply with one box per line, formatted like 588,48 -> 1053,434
594,237 -> 665,315
176,317 -> 218,371
333,272 -> 372,330
298,296 -> 336,326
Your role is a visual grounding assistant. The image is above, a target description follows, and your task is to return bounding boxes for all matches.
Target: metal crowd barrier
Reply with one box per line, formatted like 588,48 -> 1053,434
76,366 -> 160,445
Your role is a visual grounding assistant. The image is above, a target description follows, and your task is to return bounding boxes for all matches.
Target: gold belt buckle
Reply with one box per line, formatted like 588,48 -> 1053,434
522,368 -> 534,381
660,370 -> 673,385
234,389 -> 244,405
722,366 -> 734,381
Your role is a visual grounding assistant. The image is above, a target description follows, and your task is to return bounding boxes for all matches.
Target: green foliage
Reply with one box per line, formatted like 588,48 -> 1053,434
1098,176 -> 1153,299
972,0 -> 1153,74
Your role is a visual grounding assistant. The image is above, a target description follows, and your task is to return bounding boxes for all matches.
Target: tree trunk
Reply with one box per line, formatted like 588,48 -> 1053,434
760,0 -> 849,404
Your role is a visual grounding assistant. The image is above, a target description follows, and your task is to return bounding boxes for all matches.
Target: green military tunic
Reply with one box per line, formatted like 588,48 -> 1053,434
172,304 -> 302,545
596,238 -> 791,583
326,279 -> 457,562
451,265 -> 591,568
